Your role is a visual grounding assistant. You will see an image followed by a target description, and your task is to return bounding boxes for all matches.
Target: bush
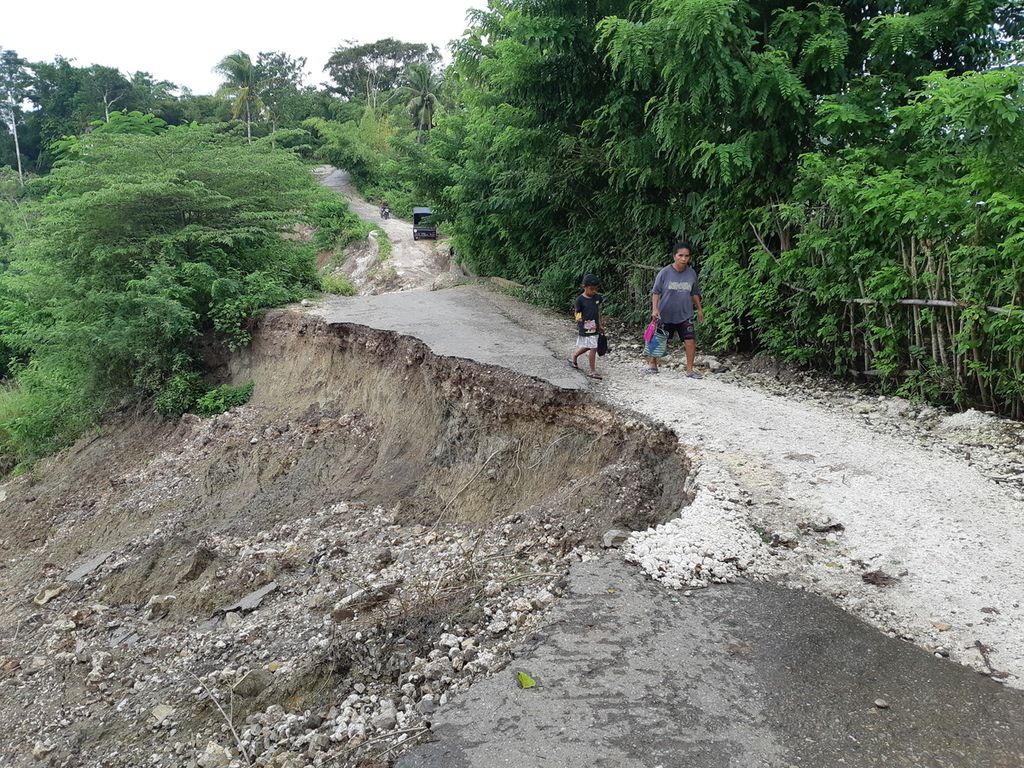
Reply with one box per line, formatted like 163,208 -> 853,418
195,381 -> 254,417
0,362 -> 98,464
309,194 -> 373,251
376,229 -> 392,260
154,370 -> 207,417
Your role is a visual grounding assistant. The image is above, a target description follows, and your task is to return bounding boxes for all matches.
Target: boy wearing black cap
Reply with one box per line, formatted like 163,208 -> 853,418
570,274 -> 604,379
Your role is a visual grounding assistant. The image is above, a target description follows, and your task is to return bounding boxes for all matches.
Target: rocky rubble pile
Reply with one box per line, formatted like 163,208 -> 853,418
2,498 -> 582,768
624,463 -> 772,589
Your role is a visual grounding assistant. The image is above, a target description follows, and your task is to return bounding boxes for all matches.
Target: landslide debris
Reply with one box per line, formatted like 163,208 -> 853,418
0,311 -> 688,768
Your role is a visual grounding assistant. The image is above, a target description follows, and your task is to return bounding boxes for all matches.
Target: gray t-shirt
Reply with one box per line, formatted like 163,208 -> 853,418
651,265 -> 701,323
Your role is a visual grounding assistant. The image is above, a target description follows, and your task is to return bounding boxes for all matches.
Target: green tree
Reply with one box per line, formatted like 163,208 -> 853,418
51,110 -> 168,159
214,51 -> 262,143
81,64 -> 131,122
0,125 -> 321,462
23,57 -> 110,172
176,88 -> 234,124
127,71 -> 185,123
441,0 -> 637,300
772,68 -> 1024,416
325,38 -> 440,103
255,51 -> 308,147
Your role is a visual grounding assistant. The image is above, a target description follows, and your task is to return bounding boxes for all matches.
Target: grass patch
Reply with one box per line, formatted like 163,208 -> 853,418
321,274 -> 357,296
310,194 -> 373,251
0,364 -> 101,466
376,229 -> 392,261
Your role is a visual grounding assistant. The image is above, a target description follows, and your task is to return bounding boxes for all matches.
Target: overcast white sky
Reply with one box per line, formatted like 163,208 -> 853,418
3,0 -> 481,94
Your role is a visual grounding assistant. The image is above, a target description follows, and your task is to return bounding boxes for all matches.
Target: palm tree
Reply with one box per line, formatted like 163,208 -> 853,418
401,64 -> 441,142
214,51 -> 262,144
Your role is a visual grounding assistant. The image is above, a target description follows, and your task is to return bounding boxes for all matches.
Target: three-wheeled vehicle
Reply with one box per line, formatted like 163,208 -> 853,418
412,207 -> 437,240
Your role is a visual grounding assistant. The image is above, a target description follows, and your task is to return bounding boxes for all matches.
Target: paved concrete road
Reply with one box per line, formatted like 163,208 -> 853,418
320,285 -> 585,390
399,558 -> 1024,768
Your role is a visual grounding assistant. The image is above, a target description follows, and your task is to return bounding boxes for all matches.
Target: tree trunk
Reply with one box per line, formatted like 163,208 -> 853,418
6,97 -> 23,186
245,102 -> 252,145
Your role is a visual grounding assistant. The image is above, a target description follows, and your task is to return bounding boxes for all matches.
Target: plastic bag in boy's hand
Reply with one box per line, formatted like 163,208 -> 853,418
643,321 -> 657,344
597,333 -> 609,356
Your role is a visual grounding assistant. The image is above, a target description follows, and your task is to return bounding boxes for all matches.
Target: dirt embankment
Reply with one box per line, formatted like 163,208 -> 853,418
0,311 -> 689,768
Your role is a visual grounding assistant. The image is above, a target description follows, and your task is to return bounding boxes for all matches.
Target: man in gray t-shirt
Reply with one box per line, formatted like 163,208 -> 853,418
648,244 -> 704,378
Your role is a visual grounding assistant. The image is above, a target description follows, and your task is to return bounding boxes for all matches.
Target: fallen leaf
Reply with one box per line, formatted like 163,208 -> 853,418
517,671 -> 536,690
932,622 -> 952,632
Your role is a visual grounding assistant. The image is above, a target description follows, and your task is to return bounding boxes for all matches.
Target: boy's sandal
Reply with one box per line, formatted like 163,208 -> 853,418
686,371 -> 703,379
587,372 -> 603,380
568,360 -> 579,370
644,367 -> 659,375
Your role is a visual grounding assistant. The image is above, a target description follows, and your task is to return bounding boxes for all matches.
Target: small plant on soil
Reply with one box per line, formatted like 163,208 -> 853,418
195,382 -> 255,417
155,356 -> 210,416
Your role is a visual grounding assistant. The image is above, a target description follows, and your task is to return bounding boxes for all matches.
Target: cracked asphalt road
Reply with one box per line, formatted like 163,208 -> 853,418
399,558 -> 1024,768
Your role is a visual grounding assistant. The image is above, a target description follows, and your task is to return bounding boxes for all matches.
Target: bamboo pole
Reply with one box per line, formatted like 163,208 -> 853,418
846,297 -> 1020,315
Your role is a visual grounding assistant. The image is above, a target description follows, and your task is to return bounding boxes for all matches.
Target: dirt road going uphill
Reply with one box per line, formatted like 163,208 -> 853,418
315,166 -> 446,293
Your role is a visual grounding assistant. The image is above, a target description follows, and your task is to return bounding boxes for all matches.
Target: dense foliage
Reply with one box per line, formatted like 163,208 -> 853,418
325,39 -> 441,101
0,125 -> 322,463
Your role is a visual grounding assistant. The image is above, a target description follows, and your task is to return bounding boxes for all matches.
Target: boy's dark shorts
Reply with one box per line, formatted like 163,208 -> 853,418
663,321 -> 696,341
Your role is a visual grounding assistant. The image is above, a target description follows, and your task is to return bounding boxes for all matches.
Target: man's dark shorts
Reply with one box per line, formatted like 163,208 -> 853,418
663,321 -> 696,341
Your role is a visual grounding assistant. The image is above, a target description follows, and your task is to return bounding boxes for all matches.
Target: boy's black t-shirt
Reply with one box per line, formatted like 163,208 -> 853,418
575,293 -> 602,336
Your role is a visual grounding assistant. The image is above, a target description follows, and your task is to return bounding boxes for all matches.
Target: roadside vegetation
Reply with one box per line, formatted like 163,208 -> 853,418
418,0 -> 1024,417
0,5 -> 1022,473
320,274 -> 357,296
